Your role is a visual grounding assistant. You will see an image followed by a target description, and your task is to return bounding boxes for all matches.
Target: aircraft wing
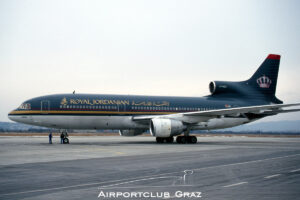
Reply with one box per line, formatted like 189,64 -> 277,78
133,103 -> 300,123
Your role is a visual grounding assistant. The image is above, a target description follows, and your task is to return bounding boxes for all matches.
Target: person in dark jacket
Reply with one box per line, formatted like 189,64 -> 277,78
49,132 -> 52,144
60,133 -> 64,144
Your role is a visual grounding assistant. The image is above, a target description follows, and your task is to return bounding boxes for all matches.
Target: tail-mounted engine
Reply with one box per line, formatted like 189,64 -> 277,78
209,81 -> 244,95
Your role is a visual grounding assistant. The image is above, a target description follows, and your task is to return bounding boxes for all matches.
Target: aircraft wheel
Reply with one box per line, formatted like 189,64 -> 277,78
63,138 -> 69,144
190,136 -> 197,144
176,136 -> 187,144
156,137 -> 164,143
166,137 -> 174,143
177,136 -> 197,144
176,136 -> 182,143
181,136 -> 187,144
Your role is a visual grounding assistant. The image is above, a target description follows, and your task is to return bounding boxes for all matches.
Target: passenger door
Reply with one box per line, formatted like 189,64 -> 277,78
41,100 -> 50,113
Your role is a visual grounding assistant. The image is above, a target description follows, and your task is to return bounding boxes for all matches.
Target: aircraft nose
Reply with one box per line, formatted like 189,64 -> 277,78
8,110 -> 17,122
8,110 -> 14,116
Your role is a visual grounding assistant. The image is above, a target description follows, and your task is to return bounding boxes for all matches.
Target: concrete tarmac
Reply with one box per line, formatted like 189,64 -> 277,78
0,135 -> 300,200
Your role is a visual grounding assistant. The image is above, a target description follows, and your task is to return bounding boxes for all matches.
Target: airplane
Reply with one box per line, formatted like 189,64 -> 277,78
8,54 -> 300,144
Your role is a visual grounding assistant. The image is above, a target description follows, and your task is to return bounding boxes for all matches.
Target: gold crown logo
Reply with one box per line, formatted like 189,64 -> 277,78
60,97 -> 68,105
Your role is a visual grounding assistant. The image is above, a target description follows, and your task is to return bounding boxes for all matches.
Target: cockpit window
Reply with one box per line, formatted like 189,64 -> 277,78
18,103 -> 31,110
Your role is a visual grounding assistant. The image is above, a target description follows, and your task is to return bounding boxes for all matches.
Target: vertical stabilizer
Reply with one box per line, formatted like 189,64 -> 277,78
247,54 -> 281,101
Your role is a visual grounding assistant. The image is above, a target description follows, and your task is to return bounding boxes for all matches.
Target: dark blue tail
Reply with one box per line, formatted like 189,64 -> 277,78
247,54 -> 282,103
209,54 -> 283,103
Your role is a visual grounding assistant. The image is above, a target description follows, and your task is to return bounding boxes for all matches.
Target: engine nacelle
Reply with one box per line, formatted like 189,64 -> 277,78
150,118 -> 186,137
209,81 -> 242,95
119,129 -> 145,137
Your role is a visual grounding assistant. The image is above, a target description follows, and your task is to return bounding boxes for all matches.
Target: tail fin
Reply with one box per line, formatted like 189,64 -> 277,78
247,54 -> 282,103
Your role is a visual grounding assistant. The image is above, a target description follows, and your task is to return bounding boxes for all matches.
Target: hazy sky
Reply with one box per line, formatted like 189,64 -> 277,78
1,0 -> 300,122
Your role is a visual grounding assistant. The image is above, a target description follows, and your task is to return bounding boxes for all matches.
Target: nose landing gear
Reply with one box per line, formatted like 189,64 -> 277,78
60,130 -> 69,144
63,137 -> 69,144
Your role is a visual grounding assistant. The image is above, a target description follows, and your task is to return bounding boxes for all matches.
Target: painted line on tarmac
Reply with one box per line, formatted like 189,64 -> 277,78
264,174 -> 281,179
290,168 -> 300,173
99,176 -> 178,188
0,174 -> 182,197
223,182 -> 248,188
192,153 -> 300,172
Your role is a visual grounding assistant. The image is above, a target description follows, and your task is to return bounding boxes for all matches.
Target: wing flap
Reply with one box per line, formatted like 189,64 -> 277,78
263,108 -> 300,115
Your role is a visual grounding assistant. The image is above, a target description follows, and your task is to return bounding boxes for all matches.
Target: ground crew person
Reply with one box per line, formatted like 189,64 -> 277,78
60,133 -> 64,144
49,132 -> 52,144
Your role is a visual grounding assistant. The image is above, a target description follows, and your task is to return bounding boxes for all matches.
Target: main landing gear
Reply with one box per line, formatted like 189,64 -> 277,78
156,136 -> 197,144
61,130 -> 69,144
176,136 -> 197,144
156,137 -> 174,143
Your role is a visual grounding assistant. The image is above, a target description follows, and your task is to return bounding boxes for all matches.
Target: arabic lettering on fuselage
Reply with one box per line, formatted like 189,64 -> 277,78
61,98 -> 170,107
131,101 -> 170,107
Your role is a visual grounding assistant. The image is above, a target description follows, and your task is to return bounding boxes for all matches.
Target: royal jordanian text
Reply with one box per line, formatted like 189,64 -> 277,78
61,97 -> 170,107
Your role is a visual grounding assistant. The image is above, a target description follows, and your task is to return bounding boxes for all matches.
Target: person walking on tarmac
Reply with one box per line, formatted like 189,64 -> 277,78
60,133 -> 64,144
49,132 -> 53,144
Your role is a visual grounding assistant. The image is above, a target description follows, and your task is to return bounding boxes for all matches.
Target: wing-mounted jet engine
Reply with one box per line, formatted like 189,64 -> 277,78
149,118 -> 196,143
